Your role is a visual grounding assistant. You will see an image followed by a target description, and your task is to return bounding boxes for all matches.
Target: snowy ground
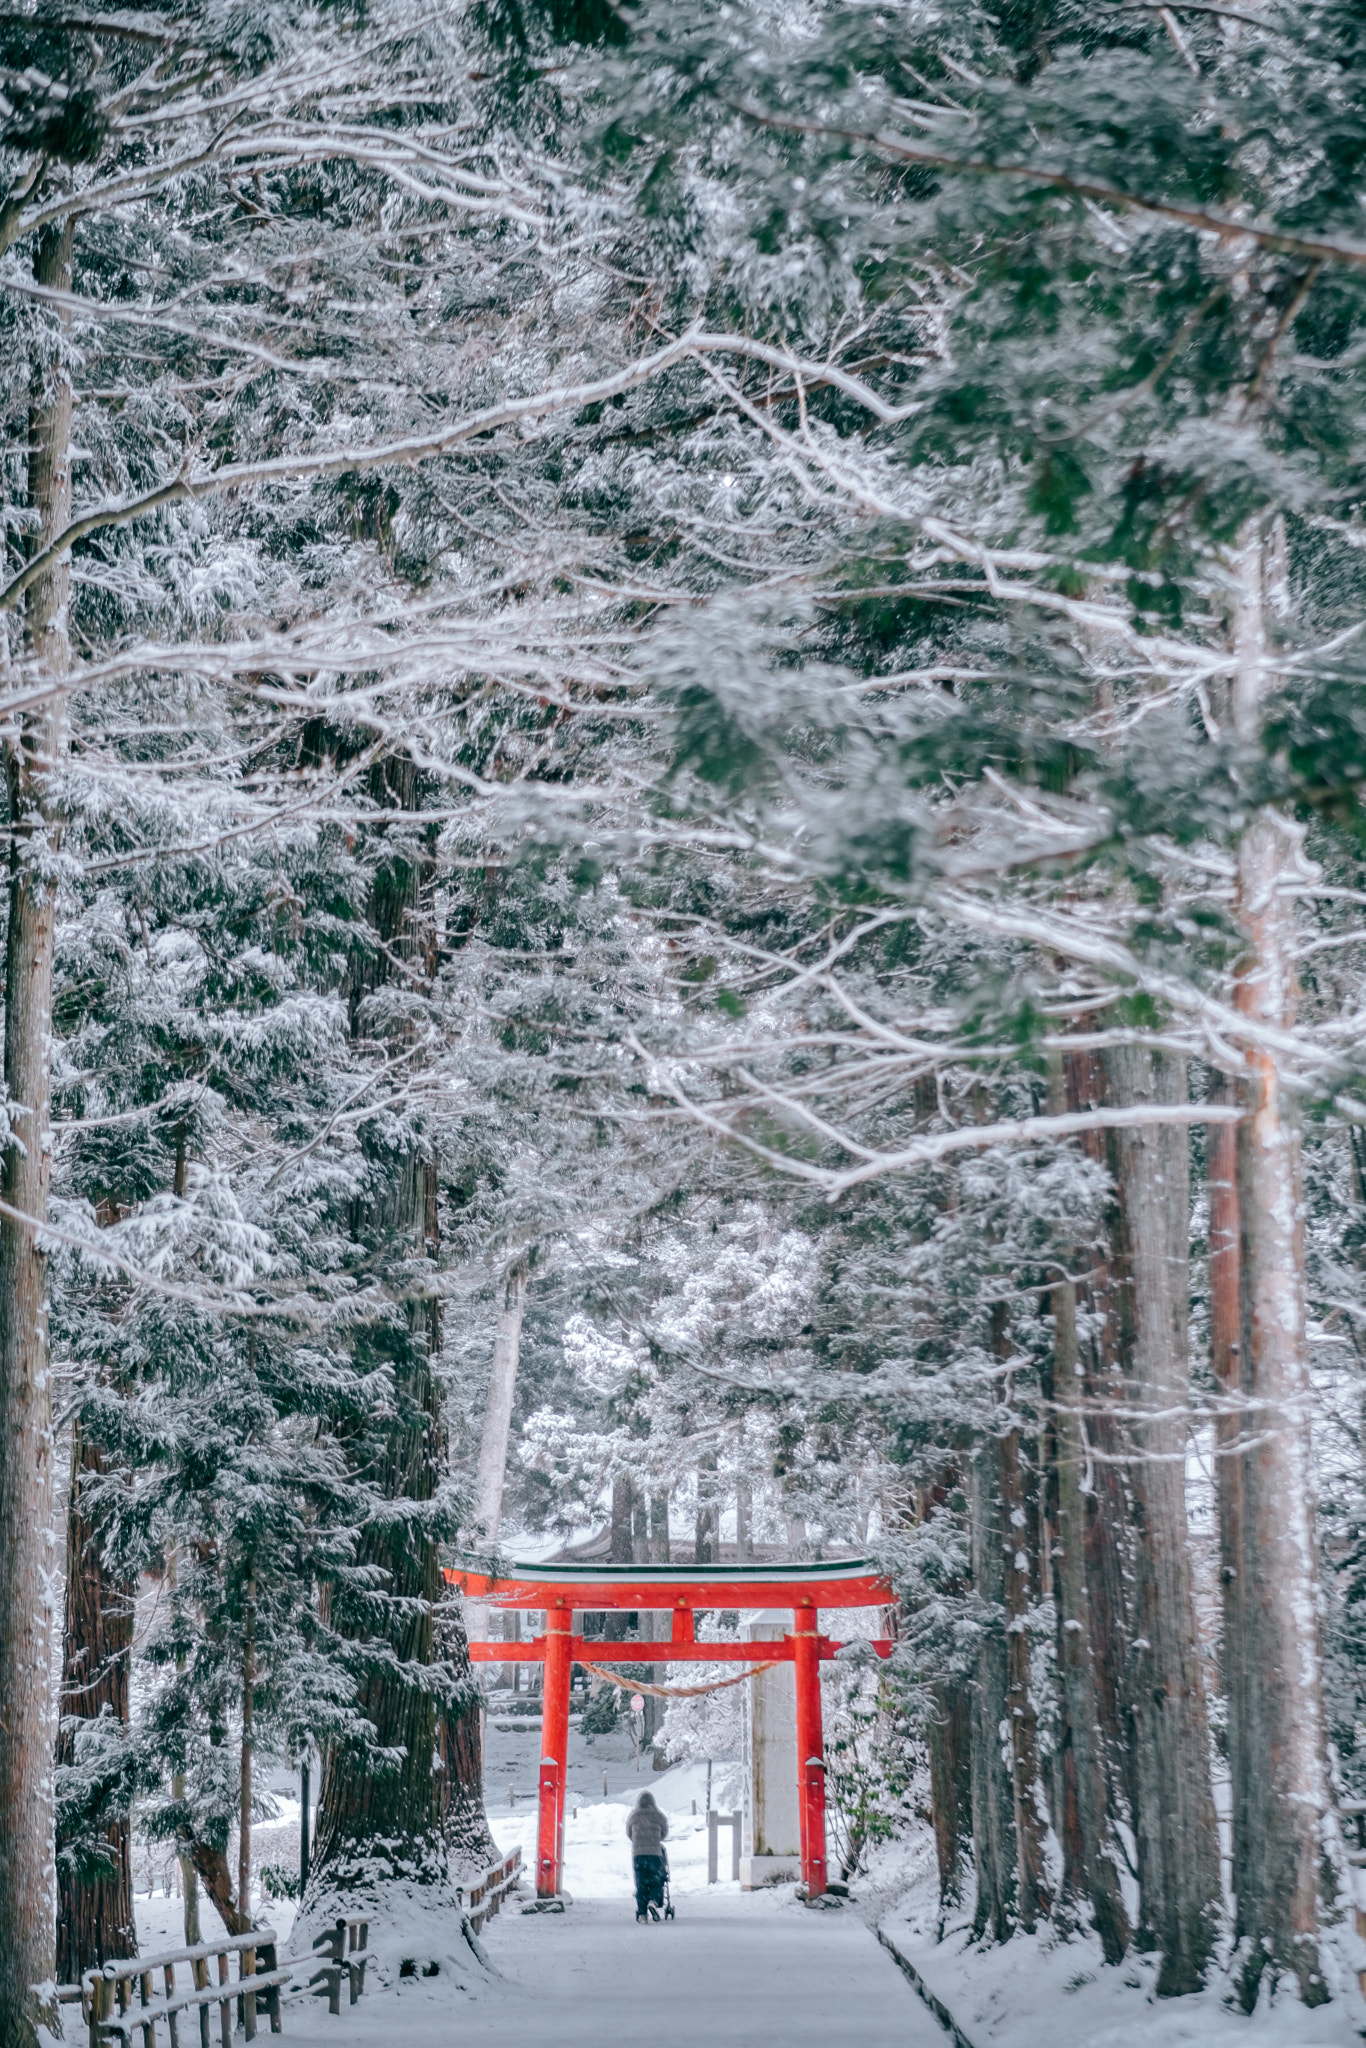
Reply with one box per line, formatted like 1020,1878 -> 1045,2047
880,1860 -> 1366,2048
104,1877 -> 933,2048
132,1727 -> 933,2048
131,1700 -> 1366,2048
481,1696 -> 746,1894
279,1881 -> 935,2048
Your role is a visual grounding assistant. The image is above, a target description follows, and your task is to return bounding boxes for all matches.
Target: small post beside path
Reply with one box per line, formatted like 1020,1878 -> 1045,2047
707,1810 -> 741,1883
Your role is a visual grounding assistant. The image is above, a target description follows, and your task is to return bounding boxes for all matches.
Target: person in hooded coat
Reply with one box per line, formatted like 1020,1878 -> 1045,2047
626,1790 -> 669,1920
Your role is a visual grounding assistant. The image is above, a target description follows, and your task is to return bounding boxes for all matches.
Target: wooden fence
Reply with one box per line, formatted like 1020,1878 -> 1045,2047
459,1845 -> 523,1932
81,1930 -> 288,2047
71,1915 -> 374,2045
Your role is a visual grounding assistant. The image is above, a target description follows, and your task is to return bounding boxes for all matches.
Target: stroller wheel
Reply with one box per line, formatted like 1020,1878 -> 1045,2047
664,1906 -> 675,1920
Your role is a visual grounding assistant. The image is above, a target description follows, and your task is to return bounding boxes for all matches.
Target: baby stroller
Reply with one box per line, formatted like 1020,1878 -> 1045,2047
635,1849 -> 676,1923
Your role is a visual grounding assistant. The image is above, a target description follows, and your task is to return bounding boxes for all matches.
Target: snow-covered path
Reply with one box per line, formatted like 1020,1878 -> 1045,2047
139,1745 -> 939,2048
284,1886 -> 938,2048
459,1889 -> 933,2048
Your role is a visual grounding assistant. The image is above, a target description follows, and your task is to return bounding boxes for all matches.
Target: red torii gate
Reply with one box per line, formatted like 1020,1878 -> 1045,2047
445,1557 -> 895,1902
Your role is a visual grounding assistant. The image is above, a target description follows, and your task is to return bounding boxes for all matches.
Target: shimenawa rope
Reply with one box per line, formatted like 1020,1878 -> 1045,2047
578,1658 -> 777,1701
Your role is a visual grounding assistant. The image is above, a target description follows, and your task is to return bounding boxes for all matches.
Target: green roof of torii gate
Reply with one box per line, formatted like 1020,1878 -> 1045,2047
444,1555 -> 893,1611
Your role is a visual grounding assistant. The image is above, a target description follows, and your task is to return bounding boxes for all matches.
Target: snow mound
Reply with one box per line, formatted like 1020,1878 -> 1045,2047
289,1867 -> 490,1997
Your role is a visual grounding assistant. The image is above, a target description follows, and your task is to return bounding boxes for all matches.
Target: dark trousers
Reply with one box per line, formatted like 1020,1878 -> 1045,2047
634,1853 -> 665,1913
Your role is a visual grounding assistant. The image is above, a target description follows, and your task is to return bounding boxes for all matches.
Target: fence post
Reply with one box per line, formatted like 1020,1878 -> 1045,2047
89,1968 -> 113,2048
242,1942 -> 257,2041
707,1808 -> 719,1883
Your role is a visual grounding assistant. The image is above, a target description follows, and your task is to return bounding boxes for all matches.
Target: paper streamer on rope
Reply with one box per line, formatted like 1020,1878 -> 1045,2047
579,1658 -> 777,1701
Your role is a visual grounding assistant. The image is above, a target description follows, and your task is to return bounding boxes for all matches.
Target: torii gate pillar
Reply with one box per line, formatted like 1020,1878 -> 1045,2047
537,1603 -> 573,1898
792,1602 -> 827,1898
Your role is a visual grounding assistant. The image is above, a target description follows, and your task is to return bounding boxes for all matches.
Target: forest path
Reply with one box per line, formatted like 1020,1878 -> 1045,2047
275,1754 -> 938,2047
451,1887 -> 941,2048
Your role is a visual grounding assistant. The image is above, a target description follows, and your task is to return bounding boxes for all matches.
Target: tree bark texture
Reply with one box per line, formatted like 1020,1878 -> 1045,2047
185,1843 -> 250,1938
650,1489 -> 672,1565
734,1480 -> 752,1562
311,1343 -> 446,1884
1105,1044 -> 1220,1995
694,1453 -> 718,1566
238,1588 -> 255,1929
917,1471 -> 971,1925
55,1429 -> 137,1984
466,1257 -> 526,1668
926,1680 -> 970,1926
969,1433 -> 1016,1944
1049,1236 -> 1131,1962
1207,1071 -> 1249,1936
0,219 -> 73,2048
1000,1424 -> 1049,1931
164,1538 -> 202,1947
434,1597 -> 499,1875
1058,1048 -> 1135,1841
604,1474 -> 636,1644
1225,531 -> 1332,2007
312,1157 -> 450,1890
472,1260 -> 527,1541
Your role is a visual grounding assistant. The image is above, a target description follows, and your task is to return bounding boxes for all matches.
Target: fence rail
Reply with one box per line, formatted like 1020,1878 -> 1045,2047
74,1915 -> 376,2045
82,1930 -> 285,2048
459,1845 -> 523,1932
306,1917 -> 369,2013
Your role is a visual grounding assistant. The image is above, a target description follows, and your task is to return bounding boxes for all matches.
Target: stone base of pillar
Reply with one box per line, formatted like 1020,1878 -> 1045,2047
739,1855 -> 800,1890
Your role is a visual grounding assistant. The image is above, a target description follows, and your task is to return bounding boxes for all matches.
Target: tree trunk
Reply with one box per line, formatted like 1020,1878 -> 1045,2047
995,1309 -> 1050,1933
610,1473 -> 635,1564
466,1258 -> 526,1669
969,1432 -> 1016,1944
238,1589 -> 255,1930
434,1596 -> 499,1874
311,1337 -> 446,1885
169,1150 -> 202,1945
1207,1070 -> 1249,1941
650,1489 -> 672,1564
309,1359 -> 444,1884
1045,1076 -> 1131,1961
694,1454 -> 718,1566
185,1843 -> 251,1938
603,1473 -> 636,1645
472,1260 -> 528,1541
1105,1045 -> 1220,1995
0,218 -> 73,2048
1225,534 -> 1332,2006
926,1680 -> 970,1929
1061,1049 -> 1133,1808
915,1472 -> 971,1928
734,1480 -> 752,1562
55,1428 -> 137,1985
311,1161 -> 450,1893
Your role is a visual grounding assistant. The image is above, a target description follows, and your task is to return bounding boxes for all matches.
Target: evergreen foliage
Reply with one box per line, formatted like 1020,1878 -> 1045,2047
2,0 -> 1366,2034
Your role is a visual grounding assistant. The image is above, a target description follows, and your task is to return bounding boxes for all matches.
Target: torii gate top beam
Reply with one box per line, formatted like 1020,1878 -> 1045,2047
444,1555 -> 892,1612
